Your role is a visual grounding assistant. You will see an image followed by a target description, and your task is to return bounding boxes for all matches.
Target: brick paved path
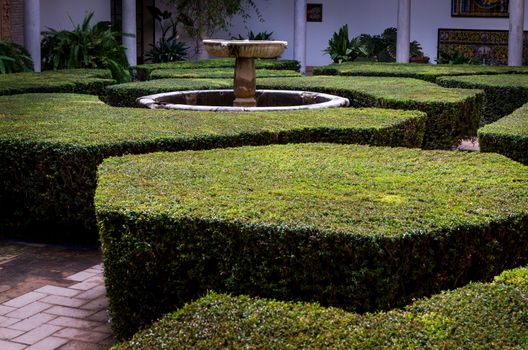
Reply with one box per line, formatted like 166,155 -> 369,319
0,242 -> 115,349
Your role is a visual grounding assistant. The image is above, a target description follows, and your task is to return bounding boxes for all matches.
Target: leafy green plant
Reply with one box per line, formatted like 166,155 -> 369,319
233,30 -> 273,40
41,12 -> 131,82
324,25 -> 368,63
358,27 -> 424,62
145,5 -> 188,63
436,49 -> 475,65
0,40 -> 33,74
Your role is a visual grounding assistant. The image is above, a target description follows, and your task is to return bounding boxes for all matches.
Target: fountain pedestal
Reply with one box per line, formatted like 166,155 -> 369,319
203,40 -> 288,107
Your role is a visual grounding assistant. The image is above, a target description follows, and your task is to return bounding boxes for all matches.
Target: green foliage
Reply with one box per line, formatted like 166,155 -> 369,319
233,30 -> 273,40
145,5 -> 189,63
437,49 -> 475,65
358,27 -> 424,62
132,57 -> 300,80
0,93 -> 424,242
41,12 -> 131,83
114,266 -> 528,349
150,68 -> 300,80
96,143 -> 528,339
0,40 -> 33,74
437,74 -> 528,125
478,102 -> 528,165
324,25 -> 368,63
313,61 -> 528,82
0,69 -> 114,96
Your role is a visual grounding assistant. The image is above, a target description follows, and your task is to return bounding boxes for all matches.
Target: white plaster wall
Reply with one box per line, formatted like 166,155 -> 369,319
216,0 -> 528,66
40,0 -> 110,32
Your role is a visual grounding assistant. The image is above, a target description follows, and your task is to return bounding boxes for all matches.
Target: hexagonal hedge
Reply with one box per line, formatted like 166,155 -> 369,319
105,76 -> 483,149
133,58 -> 300,80
437,74 -> 528,125
114,265 -> 528,349
0,93 -> 425,242
0,69 -> 115,96
96,143 -> 528,338
314,61 -> 528,82
479,102 -> 528,165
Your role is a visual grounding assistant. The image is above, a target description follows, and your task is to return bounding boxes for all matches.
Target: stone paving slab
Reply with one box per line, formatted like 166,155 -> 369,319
0,241 -> 114,349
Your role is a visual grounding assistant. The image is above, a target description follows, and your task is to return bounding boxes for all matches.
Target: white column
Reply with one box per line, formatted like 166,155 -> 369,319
508,0 -> 525,66
122,0 -> 137,66
396,0 -> 411,63
24,0 -> 40,72
294,0 -> 307,73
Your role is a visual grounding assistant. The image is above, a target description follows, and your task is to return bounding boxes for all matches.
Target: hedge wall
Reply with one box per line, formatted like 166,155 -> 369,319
0,93 -> 425,242
0,69 -> 115,96
313,61 -> 528,82
133,58 -> 300,80
437,74 -> 528,125
258,76 -> 483,149
114,266 -> 528,349
96,143 -> 528,339
478,102 -> 528,165
105,78 -> 233,106
150,68 -> 301,80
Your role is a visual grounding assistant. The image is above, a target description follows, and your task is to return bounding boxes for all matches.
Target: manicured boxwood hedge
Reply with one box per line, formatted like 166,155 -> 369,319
258,76 -> 483,149
133,58 -> 300,80
314,61 -> 528,82
105,78 -> 233,106
437,74 -> 528,125
0,69 -> 115,96
478,102 -> 528,165
0,93 -> 425,242
114,266 -> 528,349
96,143 -> 528,339
150,68 -> 301,80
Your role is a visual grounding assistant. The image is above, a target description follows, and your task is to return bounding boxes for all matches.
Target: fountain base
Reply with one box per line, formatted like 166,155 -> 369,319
137,89 -> 349,112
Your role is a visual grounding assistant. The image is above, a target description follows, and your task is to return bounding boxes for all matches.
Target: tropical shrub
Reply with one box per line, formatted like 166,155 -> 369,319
41,12 -> 131,82
436,49 -> 475,65
233,30 -> 274,40
358,27 -> 424,62
145,5 -> 188,63
0,39 -> 33,73
324,25 -> 368,63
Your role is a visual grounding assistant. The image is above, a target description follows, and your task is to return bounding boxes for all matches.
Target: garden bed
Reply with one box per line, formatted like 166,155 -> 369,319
0,93 -> 425,242
0,69 -> 115,96
113,265 -> 528,349
96,143 -> 528,338
478,102 -> 528,164
313,62 -> 528,82
437,74 -> 528,125
133,58 -> 300,80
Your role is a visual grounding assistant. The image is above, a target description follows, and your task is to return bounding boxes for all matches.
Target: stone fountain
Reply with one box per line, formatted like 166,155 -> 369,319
137,40 -> 349,111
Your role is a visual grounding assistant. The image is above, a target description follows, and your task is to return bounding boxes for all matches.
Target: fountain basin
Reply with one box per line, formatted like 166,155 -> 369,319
137,89 -> 349,112
203,39 -> 288,58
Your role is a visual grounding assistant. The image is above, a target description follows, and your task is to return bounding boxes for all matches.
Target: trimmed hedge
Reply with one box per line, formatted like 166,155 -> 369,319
437,74 -> 528,125
0,93 -> 425,242
114,266 -> 528,349
96,143 -> 528,339
478,102 -> 528,164
258,76 -> 483,149
133,58 -> 300,80
150,68 -> 301,80
0,68 -> 115,95
314,61 -> 528,82
105,76 -> 483,149
105,78 -> 232,106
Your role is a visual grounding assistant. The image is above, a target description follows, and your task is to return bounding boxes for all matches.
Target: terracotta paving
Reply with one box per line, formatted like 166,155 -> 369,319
0,241 -> 115,349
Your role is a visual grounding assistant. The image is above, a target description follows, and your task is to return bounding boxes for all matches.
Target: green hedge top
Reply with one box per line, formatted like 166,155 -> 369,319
0,94 -> 424,147
257,76 -> 479,104
96,143 -> 528,237
150,68 -> 301,80
0,68 -> 115,95
133,58 -> 300,79
114,265 -> 528,350
436,73 -> 528,89
479,103 -> 528,138
313,61 -> 528,82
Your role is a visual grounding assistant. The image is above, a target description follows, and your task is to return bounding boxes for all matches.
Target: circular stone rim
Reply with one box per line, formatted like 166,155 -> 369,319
136,89 -> 350,112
